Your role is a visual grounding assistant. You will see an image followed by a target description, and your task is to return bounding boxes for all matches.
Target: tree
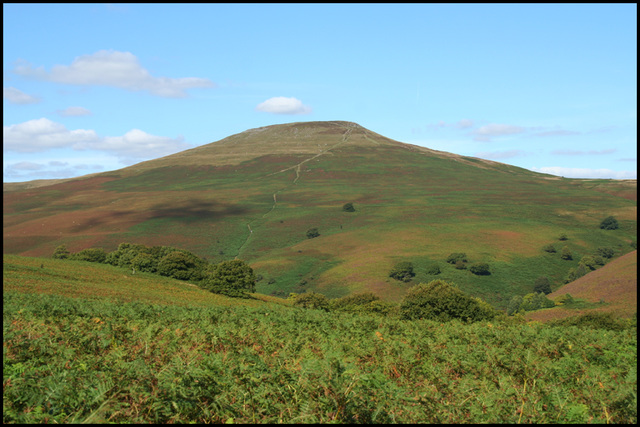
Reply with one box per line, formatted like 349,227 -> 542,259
446,252 -> 467,264
342,202 -> 355,212
558,233 -> 568,241
131,252 -> 158,273
507,295 -> 523,316
542,244 -> 556,253
399,279 -> 497,322
533,276 -> 552,295
157,251 -> 205,281
469,262 -> 490,275
52,244 -> 70,260
202,259 -> 256,297
306,228 -> 320,239
389,261 -> 415,282
71,247 -> 107,263
599,216 -> 619,230
560,246 -> 573,260
596,247 -> 615,259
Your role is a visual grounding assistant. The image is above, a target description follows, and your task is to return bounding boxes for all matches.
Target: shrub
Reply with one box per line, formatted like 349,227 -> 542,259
533,276 -> 552,295
599,216 -> 619,230
399,279 -> 497,322
520,292 -> 555,311
157,251 -> 205,281
71,247 -> 107,263
131,252 -> 158,273
388,261 -> 415,282
202,259 -> 256,297
542,244 -> 556,253
454,260 -> 466,270
469,262 -> 490,275
579,255 -> 598,271
446,252 -> 467,264
425,263 -> 441,275
549,312 -> 629,331
560,246 -> 573,260
507,295 -> 523,316
558,233 -> 568,241
293,292 -> 330,311
554,293 -> 574,305
596,247 -> 615,259
52,244 -> 70,260
342,202 -> 355,212
330,292 -> 379,311
306,228 -> 320,239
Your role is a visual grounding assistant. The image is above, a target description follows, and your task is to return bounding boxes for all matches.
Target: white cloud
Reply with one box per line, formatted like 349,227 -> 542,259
552,148 -> 617,156
3,118 -> 192,164
3,87 -> 41,104
531,166 -> 637,179
13,50 -> 215,98
3,118 -> 99,152
472,123 -> 525,141
256,97 -> 312,114
57,106 -> 92,117
78,129 -> 190,162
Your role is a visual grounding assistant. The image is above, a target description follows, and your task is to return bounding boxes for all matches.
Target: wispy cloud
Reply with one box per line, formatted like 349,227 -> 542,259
3,118 -> 192,164
532,130 -> 581,137
472,124 -> 525,142
4,160 -> 105,181
3,87 -> 41,104
12,50 -> 216,98
57,106 -> 92,117
256,97 -> 312,115
531,166 -> 636,179
552,148 -> 617,156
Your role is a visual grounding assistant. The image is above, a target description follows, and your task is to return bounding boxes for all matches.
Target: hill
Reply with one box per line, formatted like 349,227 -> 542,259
3,121 -> 636,308
525,250 -> 637,322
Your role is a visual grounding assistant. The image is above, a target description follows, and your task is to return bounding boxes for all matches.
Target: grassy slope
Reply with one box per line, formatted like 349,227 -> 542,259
2,254 -> 288,310
3,122 -> 637,308
525,250 -> 637,322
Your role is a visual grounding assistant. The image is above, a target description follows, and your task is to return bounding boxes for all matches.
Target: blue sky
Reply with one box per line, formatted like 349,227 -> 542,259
3,3 -> 637,182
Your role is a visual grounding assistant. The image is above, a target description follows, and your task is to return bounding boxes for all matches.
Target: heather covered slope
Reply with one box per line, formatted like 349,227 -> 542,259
3,121 -> 636,308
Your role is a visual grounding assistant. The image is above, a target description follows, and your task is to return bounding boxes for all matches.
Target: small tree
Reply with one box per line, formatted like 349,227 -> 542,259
202,259 -> 256,297
533,276 -> 552,295
507,295 -> 523,316
560,246 -> 573,260
157,251 -> 205,281
558,233 -> 568,241
71,247 -> 108,263
52,244 -> 70,259
542,244 -> 556,253
306,228 -> 320,239
389,261 -> 415,282
599,216 -> 619,230
469,262 -> 490,275
596,247 -> 615,259
446,252 -> 467,264
342,202 -> 355,212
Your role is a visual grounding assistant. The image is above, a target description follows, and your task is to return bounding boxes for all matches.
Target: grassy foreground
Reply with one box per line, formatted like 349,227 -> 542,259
3,255 -> 637,423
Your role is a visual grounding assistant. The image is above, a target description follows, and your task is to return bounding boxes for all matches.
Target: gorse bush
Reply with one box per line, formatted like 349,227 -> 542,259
202,259 -> 256,297
469,262 -> 490,275
599,216 -> 620,230
70,247 -> 107,263
446,252 -> 467,264
292,292 -> 330,311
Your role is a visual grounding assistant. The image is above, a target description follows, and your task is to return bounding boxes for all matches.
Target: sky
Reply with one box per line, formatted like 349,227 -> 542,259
3,3 -> 637,182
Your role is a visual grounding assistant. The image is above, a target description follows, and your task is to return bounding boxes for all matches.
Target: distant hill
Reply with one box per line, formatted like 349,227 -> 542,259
3,121 -> 636,307
526,250 -> 637,321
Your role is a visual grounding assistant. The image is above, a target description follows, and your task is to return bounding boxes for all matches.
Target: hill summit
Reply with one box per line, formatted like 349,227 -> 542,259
3,121 -> 636,307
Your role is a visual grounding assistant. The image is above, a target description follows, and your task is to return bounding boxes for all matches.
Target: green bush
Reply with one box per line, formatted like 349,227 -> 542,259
533,276 -> 552,295
599,216 -> 619,230
425,263 -> 441,275
596,247 -> 615,259
399,279 -> 497,322
157,251 -> 206,281
306,228 -> 320,239
549,312 -> 630,331
554,293 -> 574,305
469,262 -> 490,275
542,244 -> 556,253
71,248 -> 107,263
560,246 -> 573,260
201,259 -> 256,297
558,233 -> 568,241
446,252 -> 467,264
51,244 -> 70,260
330,292 -> 379,310
520,292 -> 555,311
342,202 -> 355,212
388,261 -> 415,282
507,295 -> 523,316
130,252 -> 158,273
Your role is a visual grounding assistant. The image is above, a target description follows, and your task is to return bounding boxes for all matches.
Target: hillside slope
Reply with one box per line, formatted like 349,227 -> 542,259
3,121 -> 636,307
526,250 -> 637,321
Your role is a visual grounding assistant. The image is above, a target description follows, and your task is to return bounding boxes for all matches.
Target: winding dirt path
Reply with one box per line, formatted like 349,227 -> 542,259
234,123 -> 354,259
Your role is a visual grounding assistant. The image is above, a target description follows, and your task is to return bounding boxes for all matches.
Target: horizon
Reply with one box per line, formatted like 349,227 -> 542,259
3,3 -> 637,182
